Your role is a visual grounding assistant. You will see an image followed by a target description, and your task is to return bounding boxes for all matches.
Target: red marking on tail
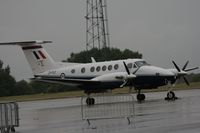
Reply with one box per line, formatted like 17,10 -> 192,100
38,50 -> 46,59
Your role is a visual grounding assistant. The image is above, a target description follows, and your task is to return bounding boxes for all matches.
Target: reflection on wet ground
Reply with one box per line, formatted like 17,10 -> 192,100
17,89 -> 200,133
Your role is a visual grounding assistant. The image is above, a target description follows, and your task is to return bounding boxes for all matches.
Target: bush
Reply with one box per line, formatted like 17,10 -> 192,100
14,80 -> 33,95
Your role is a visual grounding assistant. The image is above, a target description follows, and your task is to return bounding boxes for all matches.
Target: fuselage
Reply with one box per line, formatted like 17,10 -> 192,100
36,58 -> 176,93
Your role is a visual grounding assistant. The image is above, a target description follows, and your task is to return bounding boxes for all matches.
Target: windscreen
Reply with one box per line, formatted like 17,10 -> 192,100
135,61 -> 150,67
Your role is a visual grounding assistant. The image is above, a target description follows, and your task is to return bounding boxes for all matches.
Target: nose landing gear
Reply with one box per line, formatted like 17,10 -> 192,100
165,91 -> 178,101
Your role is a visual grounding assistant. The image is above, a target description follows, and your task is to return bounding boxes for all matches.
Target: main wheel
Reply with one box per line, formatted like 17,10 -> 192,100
91,98 -> 95,105
86,97 -> 95,105
141,94 -> 145,100
86,97 -> 91,105
11,126 -> 15,132
137,94 -> 146,101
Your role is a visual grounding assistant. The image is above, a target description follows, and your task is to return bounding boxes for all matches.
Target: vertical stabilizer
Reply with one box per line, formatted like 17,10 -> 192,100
0,41 -> 56,75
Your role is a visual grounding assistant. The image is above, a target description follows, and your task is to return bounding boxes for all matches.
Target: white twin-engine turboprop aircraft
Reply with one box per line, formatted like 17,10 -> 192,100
0,41 -> 198,105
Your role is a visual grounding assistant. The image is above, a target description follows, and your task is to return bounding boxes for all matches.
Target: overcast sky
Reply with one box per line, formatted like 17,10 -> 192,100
0,0 -> 199,81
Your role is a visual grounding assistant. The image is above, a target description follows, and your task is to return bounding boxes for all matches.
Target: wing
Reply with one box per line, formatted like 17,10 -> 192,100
31,77 -> 101,87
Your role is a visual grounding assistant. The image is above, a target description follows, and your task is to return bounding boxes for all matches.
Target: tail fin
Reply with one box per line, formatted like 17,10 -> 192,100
0,41 -> 56,75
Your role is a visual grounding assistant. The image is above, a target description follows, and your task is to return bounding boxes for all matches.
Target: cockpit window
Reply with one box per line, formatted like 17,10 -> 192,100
133,64 -> 137,68
127,63 -> 132,68
135,61 -> 150,67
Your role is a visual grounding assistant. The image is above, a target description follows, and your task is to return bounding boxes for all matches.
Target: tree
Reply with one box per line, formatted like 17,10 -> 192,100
0,60 -> 16,96
29,81 -> 49,94
191,73 -> 200,82
29,81 -> 70,94
4,65 -> 10,74
0,60 -> 3,69
65,47 -> 142,63
14,80 -> 32,95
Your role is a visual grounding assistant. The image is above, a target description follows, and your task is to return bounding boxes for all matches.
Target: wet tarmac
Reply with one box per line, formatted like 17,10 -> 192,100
16,89 -> 200,133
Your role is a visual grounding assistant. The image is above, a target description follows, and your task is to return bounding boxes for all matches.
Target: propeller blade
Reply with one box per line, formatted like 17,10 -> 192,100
172,60 -> 198,87
120,80 -> 128,88
172,60 -> 181,72
182,60 -> 189,70
185,67 -> 199,72
183,77 -> 190,86
123,61 -> 130,75
133,67 -> 139,74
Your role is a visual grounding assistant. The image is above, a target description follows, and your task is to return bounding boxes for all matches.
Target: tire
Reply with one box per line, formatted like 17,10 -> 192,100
86,98 -> 91,105
137,94 -> 145,101
167,91 -> 175,100
91,98 -> 95,105
141,94 -> 146,101
86,97 -> 95,105
11,127 -> 15,132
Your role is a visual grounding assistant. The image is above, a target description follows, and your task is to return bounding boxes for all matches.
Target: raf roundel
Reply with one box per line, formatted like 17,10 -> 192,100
60,73 -> 65,79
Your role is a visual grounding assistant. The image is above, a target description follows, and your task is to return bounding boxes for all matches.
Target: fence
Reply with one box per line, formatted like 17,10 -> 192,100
0,102 -> 19,133
81,94 -> 135,125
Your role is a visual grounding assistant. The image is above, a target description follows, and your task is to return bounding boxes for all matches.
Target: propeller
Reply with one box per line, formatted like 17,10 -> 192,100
172,60 -> 199,86
123,61 -> 130,75
120,62 -> 138,91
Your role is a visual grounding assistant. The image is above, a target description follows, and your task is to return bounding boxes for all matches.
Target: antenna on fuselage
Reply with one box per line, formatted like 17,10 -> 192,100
91,57 -> 96,63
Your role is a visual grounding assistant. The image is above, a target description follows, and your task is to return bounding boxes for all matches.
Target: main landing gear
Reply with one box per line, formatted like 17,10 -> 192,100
85,91 -> 95,105
86,97 -> 95,106
136,89 -> 146,102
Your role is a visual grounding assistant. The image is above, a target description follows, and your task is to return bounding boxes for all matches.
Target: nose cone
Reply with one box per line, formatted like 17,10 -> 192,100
136,66 -> 175,77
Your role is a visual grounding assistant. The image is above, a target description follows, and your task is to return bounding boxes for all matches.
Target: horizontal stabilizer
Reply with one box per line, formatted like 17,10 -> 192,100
0,40 -> 52,46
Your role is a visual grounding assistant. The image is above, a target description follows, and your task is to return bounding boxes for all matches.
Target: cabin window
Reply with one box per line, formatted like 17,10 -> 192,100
90,66 -> 95,72
96,66 -> 101,72
108,65 -> 112,71
102,65 -> 107,71
127,63 -> 132,68
81,67 -> 85,73
71,69 -> 75,73
114,64 -> 119,70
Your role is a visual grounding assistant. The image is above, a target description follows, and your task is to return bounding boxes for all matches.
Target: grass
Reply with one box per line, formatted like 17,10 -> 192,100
0,82 -> 200,102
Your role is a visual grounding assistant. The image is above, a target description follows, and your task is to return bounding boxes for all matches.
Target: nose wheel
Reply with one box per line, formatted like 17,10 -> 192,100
165,91 -> 178,100
86,97 -> 95,105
